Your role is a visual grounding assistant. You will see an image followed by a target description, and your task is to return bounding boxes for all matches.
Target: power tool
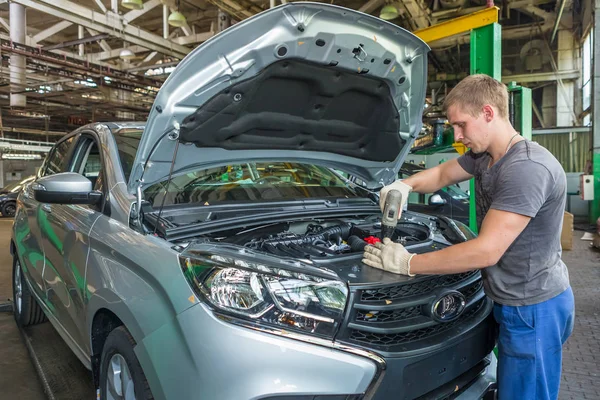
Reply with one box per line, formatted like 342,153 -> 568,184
380,189 -> 402,241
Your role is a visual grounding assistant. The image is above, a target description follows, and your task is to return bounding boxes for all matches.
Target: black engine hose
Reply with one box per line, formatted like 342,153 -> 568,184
260,224 -> 351,247
347,235 -> 367,252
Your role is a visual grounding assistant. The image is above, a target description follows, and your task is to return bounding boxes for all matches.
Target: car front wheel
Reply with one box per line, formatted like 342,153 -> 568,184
100,326 -> 153,400
12,256 -> 46,326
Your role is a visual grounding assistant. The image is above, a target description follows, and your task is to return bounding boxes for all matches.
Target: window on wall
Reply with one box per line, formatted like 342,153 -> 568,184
582,28 -> 593,126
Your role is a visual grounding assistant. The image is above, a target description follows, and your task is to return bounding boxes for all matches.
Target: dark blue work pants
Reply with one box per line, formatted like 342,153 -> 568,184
493,287 -> 575,400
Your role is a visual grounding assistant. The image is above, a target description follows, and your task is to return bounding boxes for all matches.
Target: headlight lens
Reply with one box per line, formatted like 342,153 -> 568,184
181,254 -> 348,338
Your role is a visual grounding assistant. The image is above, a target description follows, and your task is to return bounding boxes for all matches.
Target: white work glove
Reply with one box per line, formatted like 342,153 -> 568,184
379,180 -> 412,217
362,238 -> 416,276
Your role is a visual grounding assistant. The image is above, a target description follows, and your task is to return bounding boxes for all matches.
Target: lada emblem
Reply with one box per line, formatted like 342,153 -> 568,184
431,291 -> 466,322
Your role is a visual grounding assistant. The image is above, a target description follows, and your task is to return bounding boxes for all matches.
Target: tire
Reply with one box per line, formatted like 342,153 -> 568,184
2,201 -> 16,217
12,256 -> 47,326
100,326 -> 153,400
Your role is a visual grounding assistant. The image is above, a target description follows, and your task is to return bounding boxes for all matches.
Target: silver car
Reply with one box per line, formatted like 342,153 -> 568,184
11,3 -> 497,399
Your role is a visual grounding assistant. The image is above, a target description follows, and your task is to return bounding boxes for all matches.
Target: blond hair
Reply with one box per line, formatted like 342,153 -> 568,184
443,74 -> 509,120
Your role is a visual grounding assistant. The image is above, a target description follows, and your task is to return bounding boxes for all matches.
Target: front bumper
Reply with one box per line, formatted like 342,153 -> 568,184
135,300 -> 496,400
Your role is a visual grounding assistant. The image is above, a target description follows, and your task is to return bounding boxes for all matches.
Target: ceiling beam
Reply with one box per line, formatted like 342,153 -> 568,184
174,30 -> 214,45
12,0 -> 190,59
142,51 -> 158,63
358,0 -> 384,14
501,69 -> 580,83
399,0 -> 431,30
86,28 -> 111,52
32,20 -> 73,43
517,5 -> 555,22
123,0 -> 161,23
42,33 -> 110,50
93,0 -> 108,13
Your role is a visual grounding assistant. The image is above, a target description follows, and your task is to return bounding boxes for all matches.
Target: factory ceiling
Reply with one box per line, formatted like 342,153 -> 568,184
0,0 -> 581,139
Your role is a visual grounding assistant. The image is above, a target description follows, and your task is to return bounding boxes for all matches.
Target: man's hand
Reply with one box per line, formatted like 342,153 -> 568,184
362,238 -> 416,276
379,180 -> 412,217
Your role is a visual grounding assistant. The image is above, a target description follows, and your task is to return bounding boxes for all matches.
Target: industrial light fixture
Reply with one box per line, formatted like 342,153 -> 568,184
168,0 -> 186,27
119,48 -> 136,60
2,153 -> 42,160
122,0 -> 143,10
379,4 -> 399,20
168,10 -> 187,27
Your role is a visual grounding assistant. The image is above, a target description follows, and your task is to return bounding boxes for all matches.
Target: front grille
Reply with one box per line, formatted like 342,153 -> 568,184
356,305 -> 422,323
338,271 -> 488,352
349,302 -> 483,346
460,279 -> 483,299
361,271 -> 477,301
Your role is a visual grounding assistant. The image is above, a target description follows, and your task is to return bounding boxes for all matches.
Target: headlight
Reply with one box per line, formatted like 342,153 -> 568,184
180,251 -> 348,339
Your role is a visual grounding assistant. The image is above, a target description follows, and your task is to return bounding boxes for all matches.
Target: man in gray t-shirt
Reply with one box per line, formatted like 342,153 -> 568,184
458,140 -> 570,306
362,75 -> 574,400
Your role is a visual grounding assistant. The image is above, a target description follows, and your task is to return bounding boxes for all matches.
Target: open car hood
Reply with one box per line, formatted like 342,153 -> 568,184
128,2 -> 429,192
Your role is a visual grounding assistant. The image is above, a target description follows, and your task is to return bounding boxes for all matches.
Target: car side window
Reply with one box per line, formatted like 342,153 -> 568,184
42,137 -> 75,177
71,136 -> 103,192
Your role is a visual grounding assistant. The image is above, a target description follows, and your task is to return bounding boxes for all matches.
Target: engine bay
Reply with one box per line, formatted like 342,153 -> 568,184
154,209 -> 472,260
233,218 -> 432,259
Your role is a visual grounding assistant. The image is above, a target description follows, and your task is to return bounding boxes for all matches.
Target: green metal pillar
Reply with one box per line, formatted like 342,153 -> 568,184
590,0 -> 600,224
507,81 -> 533,140
468,22 -> 502,233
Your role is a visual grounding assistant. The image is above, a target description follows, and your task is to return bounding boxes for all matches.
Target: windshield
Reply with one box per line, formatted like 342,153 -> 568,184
113,127 -> 144,183
144,162 -> 366,207
112,128 -> 368,207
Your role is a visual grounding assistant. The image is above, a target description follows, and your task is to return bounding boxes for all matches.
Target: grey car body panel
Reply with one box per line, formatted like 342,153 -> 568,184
14,182 -> 46,297
84,213 -> 197,344
41,203 -> 100,353
136,303 -> 377,400
129,2 -> 429,192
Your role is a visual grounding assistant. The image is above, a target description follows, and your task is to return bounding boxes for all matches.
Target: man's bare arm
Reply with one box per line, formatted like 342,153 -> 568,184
408,209 -> 531,274
403,159 -> 472,194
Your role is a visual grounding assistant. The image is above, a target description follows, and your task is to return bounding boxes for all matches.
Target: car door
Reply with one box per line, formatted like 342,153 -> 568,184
14,136 -> 76,300
41,132 -> 107,350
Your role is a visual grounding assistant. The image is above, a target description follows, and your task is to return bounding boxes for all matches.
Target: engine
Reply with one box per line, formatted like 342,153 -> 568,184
233,218 -> 433,259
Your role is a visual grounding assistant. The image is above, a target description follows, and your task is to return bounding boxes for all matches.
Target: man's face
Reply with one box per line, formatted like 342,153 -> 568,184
447,104 -> 491,154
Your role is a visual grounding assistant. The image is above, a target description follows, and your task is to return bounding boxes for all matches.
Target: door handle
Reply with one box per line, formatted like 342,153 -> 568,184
41,204 -> 52,213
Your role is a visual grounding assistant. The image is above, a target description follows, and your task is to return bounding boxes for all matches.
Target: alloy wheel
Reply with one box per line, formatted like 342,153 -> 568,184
5,204 -> 15,217
107,353 -> 136,400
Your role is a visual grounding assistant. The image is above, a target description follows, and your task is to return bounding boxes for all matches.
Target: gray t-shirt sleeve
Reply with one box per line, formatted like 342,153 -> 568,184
490,161 -> 553,218
457,150 -> 477,175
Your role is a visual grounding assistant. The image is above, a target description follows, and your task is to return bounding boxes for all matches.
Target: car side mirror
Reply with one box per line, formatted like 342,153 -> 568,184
428,193 -> 447,206
33,172 -> 102,205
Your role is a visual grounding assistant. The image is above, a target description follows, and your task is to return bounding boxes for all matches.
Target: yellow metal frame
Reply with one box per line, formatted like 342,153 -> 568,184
413,6 -> 499,44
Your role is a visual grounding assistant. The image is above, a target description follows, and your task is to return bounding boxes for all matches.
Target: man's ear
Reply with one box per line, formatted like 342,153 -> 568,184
482,105 -> 495,122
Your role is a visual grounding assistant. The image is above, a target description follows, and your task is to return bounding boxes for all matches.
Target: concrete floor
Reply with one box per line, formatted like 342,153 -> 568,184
0,219 -> 45,400
0,218 -> 599,399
